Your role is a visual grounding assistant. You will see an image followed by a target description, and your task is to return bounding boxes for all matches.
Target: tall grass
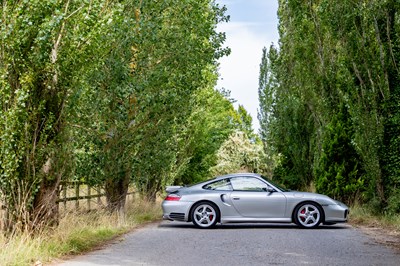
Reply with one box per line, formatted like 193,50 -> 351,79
0,199 -> 162,266
350,204 -> 400,232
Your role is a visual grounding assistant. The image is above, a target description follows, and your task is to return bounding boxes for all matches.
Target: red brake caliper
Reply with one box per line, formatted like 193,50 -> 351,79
300,208 -> 306,221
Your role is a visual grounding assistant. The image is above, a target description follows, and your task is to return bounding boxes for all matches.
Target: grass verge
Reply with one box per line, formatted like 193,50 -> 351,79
0,199 -> 162,266
349,204 -> 400,232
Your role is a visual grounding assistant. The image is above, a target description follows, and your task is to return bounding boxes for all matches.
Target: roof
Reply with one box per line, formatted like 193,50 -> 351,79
214,173 -> 261,180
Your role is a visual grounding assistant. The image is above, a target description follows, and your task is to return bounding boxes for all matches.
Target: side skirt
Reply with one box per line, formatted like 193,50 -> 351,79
220,217 -> 292,224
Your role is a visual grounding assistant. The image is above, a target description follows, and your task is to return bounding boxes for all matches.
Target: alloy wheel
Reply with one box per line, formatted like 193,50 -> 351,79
192,203 -> 218,228
296,203 -> 321,228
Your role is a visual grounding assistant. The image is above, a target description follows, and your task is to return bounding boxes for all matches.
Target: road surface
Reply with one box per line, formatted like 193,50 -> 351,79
57,221 -> 400,266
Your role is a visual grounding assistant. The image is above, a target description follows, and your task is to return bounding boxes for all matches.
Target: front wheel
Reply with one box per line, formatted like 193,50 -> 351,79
294,202 -> 323,228
191,202 -> 219,229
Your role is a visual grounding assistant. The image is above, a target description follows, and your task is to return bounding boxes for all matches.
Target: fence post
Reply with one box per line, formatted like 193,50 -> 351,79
75,182 -> 80,210
87,185 -> 91,210
63,184 -> 67,211
97,187 -> 102,206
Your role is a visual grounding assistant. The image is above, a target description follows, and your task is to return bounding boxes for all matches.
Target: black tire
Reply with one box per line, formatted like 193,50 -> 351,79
294,202 -> 323,228
191,202 -> 219,229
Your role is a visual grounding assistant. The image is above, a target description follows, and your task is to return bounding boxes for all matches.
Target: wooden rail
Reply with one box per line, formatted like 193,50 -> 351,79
58,182 -> 134,211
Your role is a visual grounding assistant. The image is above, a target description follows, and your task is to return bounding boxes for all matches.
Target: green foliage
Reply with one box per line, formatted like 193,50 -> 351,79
314,104 -> 364,204
235,105 -> 254,138
211,131 -> 268,176
258,46 -> 277,147
258,0 -> 400,212
258,45 -> 316,190
71,1 -> 138,211
0,0 -> 232,231
0,0 -> 118,231
174,87 -> 238,185
127,0 -> 230,200
68,0 -> 233,205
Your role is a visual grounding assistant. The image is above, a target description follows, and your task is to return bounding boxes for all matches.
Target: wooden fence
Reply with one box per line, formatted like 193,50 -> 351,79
0,182 -> 136,230
57,182 -> 135,212
0,184 -> 136,231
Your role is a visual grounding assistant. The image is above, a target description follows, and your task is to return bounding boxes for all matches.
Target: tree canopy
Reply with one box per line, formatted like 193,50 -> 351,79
258,0 -> 400,213
0,0 -> 254,233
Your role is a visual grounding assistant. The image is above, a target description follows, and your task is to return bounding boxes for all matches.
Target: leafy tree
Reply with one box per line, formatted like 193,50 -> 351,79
72,2 -> 138,214
74,0 -> 231,205
314,104 -> 364,204
0,0 -> 118,232
258,46 -> 276,146
211,131 -> 268,176
258,0 -> 400,212
174,87 -> 238,185
235,105 -> 254,138
128,0 -> 230,201
317,0 -> 400,209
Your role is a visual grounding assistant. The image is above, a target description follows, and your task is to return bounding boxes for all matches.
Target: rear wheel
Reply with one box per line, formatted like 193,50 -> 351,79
191,202 -> 219,229
294,202 -> 323,228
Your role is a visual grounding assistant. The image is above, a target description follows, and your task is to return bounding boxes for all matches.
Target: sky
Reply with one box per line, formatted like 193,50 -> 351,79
216,0 -> 279,132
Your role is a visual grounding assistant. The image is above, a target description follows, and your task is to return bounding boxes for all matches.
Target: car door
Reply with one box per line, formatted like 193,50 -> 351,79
229,176 -> 286,218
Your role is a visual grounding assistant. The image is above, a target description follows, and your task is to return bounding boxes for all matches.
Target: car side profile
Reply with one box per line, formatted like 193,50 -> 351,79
162,173 -> 349,228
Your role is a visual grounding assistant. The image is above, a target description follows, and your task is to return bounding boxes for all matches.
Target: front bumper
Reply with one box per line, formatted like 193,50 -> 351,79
322,203 -> 349,223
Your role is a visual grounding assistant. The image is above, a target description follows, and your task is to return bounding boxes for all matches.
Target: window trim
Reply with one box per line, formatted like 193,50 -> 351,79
229,176 -> 270,192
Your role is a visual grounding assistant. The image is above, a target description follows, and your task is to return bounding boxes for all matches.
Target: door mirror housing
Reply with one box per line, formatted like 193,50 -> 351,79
263,186 -> 276,193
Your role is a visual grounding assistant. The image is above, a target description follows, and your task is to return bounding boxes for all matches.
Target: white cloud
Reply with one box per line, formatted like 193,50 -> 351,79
215,0 -> 279,132
217,22 -> 274,132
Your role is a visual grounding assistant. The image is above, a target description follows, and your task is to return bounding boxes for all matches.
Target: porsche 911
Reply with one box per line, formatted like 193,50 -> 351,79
162,173 -> 349,228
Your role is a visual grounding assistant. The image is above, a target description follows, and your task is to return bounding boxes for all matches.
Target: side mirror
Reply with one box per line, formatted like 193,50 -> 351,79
263,186 -> 275,193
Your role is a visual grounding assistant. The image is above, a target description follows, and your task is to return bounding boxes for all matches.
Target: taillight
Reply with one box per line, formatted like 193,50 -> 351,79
165,194 -> 181,201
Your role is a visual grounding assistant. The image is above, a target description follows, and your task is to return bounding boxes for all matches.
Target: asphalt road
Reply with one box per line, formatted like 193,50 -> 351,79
57,221 -> 400,266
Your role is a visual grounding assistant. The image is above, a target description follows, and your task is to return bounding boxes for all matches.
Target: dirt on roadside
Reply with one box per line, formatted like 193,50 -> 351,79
351,222 -> 400,253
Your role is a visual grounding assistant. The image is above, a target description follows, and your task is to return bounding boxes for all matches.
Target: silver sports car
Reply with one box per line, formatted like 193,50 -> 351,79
162,173 -> 349,228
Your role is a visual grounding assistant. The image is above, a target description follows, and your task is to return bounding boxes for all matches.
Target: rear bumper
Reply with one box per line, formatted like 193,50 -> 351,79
162,200 -> 193,222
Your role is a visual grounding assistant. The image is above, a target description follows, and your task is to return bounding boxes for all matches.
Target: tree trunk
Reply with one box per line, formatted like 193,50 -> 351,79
105,172 -> 130,214
31,158 -> 61,232
31,179 -> 60,231
144,189 -> 158,203
142,176 -> 161,203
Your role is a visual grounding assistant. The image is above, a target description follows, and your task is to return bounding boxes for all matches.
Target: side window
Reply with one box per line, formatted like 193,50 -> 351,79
230,176 -> 268,192
203,179 -> 233,191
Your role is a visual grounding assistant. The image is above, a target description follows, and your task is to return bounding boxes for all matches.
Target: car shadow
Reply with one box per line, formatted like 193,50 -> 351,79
158,221 -> 350,230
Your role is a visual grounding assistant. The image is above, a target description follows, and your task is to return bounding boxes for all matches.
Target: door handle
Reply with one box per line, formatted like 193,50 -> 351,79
232,197 -> 240,200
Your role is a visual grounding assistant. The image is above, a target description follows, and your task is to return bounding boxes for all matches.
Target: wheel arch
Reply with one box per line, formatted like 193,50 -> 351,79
291,200 -> 325,224
188,200 -> 221,223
